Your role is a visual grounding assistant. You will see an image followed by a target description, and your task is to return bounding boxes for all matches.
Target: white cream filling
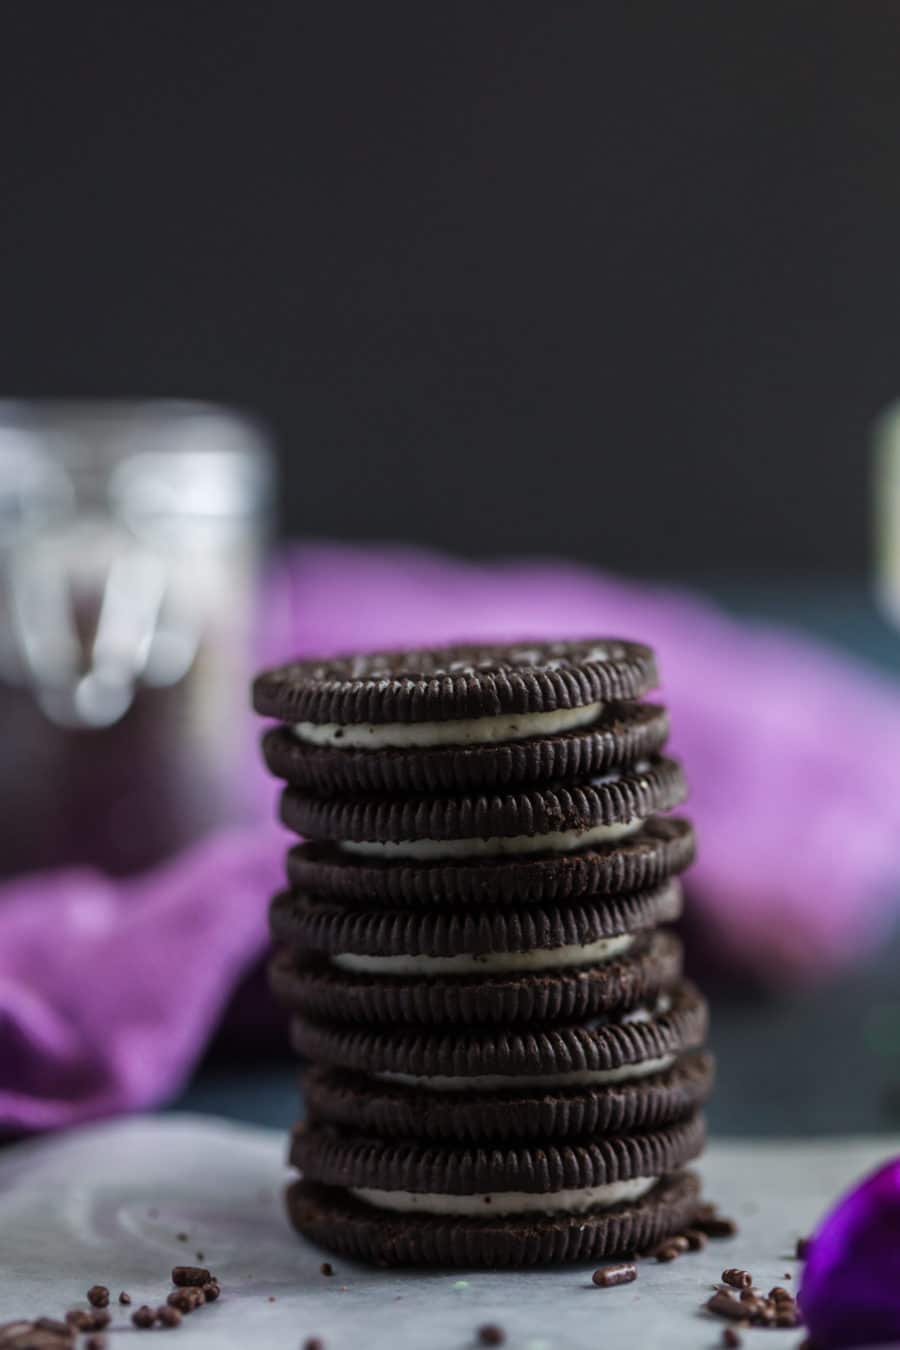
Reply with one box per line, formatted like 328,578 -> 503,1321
338,816 -> 644,861
293,701 -> 605,750
350,1175 -> 657,1217
374,1053 -> 676,1092
331,932 -> 635,977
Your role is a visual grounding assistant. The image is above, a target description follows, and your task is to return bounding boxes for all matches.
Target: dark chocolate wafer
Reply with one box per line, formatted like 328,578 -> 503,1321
291,1114 -> 705,1194
253,639 -> 657,725
284,1170 -> 701,1267
291,980 -> 707,1077
269,879 -> 682,957
303,1050 -> 714,1142
280,757 -> 685,846
262,701 -> 670,794
286,816 -> 695,905
270,929 -> 682,1026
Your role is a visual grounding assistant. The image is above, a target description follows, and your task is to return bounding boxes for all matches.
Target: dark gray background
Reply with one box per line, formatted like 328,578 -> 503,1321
2,2 -> 899,574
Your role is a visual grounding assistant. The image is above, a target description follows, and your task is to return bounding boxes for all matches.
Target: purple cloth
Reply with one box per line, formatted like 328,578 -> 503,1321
2,542 -> 900,1133
801,1156 -> 900,1347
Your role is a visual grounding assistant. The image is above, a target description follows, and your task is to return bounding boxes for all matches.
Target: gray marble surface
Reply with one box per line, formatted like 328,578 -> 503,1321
0,1114 -> 896,1350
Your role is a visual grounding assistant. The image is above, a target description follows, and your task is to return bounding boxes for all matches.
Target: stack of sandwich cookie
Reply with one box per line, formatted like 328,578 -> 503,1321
253,640 -> 712,1266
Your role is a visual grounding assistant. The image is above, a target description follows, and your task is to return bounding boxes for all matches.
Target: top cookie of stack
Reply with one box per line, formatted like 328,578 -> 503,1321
254,639 -> 709,1268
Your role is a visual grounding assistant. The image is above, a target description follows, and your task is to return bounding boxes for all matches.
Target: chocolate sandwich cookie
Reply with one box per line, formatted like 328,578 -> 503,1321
253,638 -> 658,726
270,928 -> 682,1026
285,1169 -> 701,1267
303,1050 -> 715,1143
285,1115 -> 705,1267
262,701 -> 670,795
286,815 -> 695,906
280,758 -> 686,862
268,882 -> 682,1025
291,1114 -> 705,1199
291,980 -> 707,1084
269,878 -> 683,962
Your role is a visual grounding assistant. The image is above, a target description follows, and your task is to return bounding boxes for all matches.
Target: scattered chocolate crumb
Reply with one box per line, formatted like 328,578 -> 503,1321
132,1305 -> 156,1328
167,1289 -> 203,1314
477,1327 -> 506,1347
697,1216 -> 739,1238
769,1286 -> 792,1302
320,1262 -> 334,1277
268,1296 -> 276,1303
303,1339 -> 324,1350
195,1252 -> 204,1261
86,1286 -> 109,1309
201,1281 -> 220,1303
784,1272 -> 792,1279
156,1304 -> 182,1328
172,1266 -> 212,1287
707,1292 -> 750,1322
89,1309 -> 111,1331
739,1289 -> 758,1304
118,1291 -> 132,1305
592,1262 -> 637,1288
723,1331 -> 742,1349
796,1237 -> 811,1259
723,1269 -> 753,1290
86,1337 -> 107,1350
34,1318 -> 72,1336
683,1228 -> 708,1251
654,1241 -> 683,1263
66,1309 -> 95,1330
695,1202 -> 718,1221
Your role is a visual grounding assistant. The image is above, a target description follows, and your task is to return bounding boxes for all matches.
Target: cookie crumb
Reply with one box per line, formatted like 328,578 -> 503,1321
320,1261 -> 334,1277
796,1236 -> 811,1259
172,1265 -> 212,1287
132,1305 -> 156,1328
87,1286 -> 109,1309
201,1280 -> 220,1303
478,1326 -> 506,1346
592,1262 -> 637,1288
157,1304 -> 182,1328
66,1309 -> 95,1331
119,1291 -> 132,1305
722,1269 -> 753,1290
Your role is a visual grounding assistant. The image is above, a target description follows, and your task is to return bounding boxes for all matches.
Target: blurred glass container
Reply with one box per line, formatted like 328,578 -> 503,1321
0,400 -> 274,877
875,399 -> 900,628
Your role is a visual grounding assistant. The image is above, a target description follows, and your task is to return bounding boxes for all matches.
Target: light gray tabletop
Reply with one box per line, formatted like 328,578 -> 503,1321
1,1114 -> 896,1349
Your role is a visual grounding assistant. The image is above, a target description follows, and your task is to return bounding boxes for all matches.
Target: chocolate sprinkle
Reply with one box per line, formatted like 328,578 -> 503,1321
722,1269 -> 752,1290
172,1265 -> 211,1287
592,1262 -> 637,1287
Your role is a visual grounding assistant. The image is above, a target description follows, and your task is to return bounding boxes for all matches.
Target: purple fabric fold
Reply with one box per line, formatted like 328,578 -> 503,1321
0,823 -> 284,1134
2,542 -> 900,1133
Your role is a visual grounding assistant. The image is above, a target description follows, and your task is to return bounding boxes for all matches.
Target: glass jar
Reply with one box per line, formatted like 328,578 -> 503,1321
0,400 -> 274,877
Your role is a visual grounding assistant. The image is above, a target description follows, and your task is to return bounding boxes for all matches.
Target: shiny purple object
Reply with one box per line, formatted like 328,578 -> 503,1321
801,1158 -> 900,1348
2,541 -> 900,1134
